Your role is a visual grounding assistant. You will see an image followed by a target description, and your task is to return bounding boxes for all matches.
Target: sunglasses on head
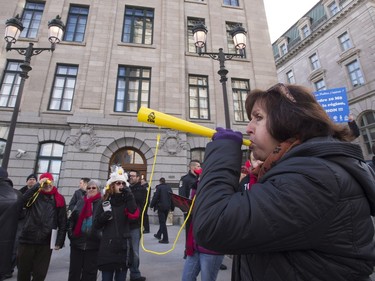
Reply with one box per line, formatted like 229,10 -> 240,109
267,83 -> 296,103
115,181 -> 125,186
87,186 -> 97,190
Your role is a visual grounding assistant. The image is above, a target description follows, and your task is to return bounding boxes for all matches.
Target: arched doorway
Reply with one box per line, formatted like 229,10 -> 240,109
109,147 -> 147,179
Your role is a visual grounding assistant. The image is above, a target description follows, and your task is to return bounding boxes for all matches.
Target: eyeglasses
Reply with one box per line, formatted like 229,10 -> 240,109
115,181 -> 125,186
87,186 -> 97,190
266,83 -> 296,103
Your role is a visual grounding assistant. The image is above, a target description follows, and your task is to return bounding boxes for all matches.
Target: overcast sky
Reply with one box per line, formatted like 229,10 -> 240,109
263,0 -> 320,43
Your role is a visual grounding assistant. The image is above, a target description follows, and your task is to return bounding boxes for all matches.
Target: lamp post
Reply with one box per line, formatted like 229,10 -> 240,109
1,15 -> 64,169
192,23 -> 247,129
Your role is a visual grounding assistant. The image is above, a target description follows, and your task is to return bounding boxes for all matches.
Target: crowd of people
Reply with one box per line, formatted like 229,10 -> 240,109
1,82 -> 375,281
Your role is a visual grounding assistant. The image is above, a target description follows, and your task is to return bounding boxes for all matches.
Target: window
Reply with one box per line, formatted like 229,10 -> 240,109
37,142 -> 64,184
286,70 -> 295,84
187,17 -> 205,53
115,66 -> 151,113
280,43 -> 288,55
0,139 -> 5,166
309,53 -> 321,70
191,148 -> 205,164
226,22 -> 246,57
360,111 -> 375,154
110,147 -> 147,179
223,0 -> 239,6
63,5 -> 89,42
232,79 -> 249,122
328,1 -> 339,16
123,6 -> 154,44
339,32 -> 352,51
20,1 -> 45,39
301,25 -> 311,38
0,61 -> 22,108
49,64 -> 78,111
346,60 -> 364,87
314,79 -> 326,91
189,75 -> 209,120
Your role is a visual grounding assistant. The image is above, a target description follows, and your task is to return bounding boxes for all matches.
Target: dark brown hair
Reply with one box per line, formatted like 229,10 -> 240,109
245,84 -> 352,142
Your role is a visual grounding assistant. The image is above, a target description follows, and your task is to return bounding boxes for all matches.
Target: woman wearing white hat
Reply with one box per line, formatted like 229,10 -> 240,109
94,167 -> 139,281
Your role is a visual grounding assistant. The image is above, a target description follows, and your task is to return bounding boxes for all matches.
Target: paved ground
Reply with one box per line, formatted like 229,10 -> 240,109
7,224 -> 233,281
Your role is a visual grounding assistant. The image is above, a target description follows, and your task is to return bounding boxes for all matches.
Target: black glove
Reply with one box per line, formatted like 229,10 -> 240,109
120,186 -> 132,195
100,210 -> 112,221
212,127 -> 243,144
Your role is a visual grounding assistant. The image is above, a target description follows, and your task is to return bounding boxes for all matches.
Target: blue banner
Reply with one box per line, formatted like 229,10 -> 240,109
313,87 -> 349,123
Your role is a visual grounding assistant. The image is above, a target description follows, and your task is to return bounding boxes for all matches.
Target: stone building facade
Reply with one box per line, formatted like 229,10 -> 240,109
0,0 -> 277,222
272,0 -> 375,159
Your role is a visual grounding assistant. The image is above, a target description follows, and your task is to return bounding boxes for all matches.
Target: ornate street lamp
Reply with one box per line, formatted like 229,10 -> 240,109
1,15 -> 65,169
192,23 -> 247,129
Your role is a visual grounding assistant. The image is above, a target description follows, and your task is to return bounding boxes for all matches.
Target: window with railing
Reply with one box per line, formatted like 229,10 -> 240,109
36,142 -> 64,184
0,61 -> 22,108
346,59 -> 364,87
338,32 -> 352,51
286,70 -> 295,84
122,6 -> 154,44
232,78 -> 249,122
63,5 -> 89,42
20,1 -> 45,39
49,64 -> 78,111
309,53 -> 321,70
115,66 -> 151,113
189,75 -> 209,120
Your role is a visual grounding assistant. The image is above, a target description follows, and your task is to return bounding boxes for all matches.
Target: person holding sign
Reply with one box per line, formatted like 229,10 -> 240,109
193,83 -> 375,281
18,173 -> 67,281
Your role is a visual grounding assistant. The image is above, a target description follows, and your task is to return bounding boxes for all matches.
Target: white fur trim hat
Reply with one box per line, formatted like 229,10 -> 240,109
106,166 -> 129,187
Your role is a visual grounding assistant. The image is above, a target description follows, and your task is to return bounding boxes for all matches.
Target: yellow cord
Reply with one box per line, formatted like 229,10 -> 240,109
26,187 -> 41,207
140,131 -> 196,255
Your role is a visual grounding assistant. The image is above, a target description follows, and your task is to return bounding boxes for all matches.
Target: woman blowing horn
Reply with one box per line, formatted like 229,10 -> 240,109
193,83 -> 375,281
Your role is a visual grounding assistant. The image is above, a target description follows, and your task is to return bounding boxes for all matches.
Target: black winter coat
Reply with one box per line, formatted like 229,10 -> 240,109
0,177 -> 22,278
129,182 -> 147,230
94,192 -> 138,271
179,171 -> 198,199
194,137 -> 375,281
150,183 -> 174,211
67,196 -> 102,250
20,183 -> 67,248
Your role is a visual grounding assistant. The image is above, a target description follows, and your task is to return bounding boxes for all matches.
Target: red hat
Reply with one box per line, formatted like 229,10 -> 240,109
39,172 -> 54,181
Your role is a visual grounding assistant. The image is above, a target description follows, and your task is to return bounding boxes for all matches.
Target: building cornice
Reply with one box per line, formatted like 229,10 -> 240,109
275,0 -> 365,68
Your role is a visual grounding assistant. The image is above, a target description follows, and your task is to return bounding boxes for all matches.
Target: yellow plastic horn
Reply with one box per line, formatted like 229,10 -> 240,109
137,107 -> 251,146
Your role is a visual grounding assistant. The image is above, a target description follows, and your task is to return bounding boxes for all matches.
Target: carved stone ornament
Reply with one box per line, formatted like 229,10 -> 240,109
68,124 -> 101,151
159,130 -> 187,155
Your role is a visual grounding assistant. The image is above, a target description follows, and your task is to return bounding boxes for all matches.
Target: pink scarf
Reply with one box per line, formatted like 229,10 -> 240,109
73,193 -> 101,236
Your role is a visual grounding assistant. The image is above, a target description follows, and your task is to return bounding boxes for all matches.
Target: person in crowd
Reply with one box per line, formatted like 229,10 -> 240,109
5,173 -> 33,279
68,179 -> 102,281
179,160 -> 201,199
18,172 -> 67,281
128,170 -> 147,281
182,168 -> 224,281
348,113 -> 360,140
150,177 -> 174,244
179,160 -> 201,259
0,168 -> 23,281
68,177 -> 91,217
19,174 -> 38,194
94,167 -> 139,281
238,152 -> 262,192
193,83 -> 375,281
140,178 -> 150,234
